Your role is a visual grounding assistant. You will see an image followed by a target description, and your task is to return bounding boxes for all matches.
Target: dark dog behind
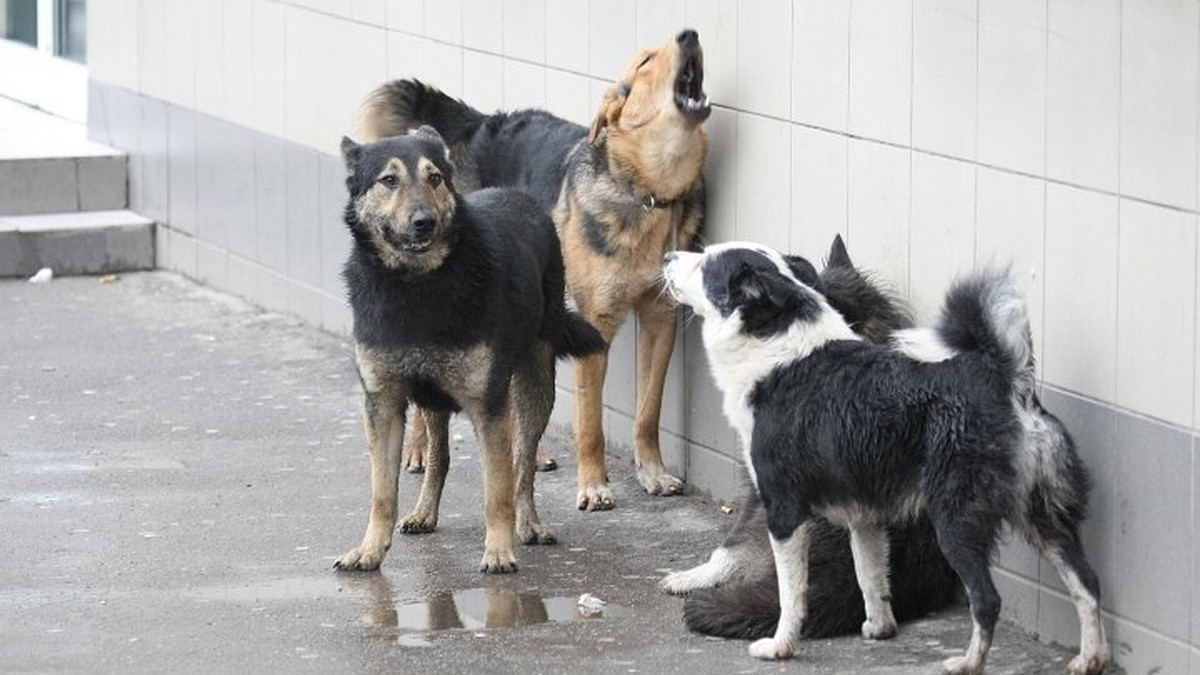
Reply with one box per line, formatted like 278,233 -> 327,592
661,236 -> 962,640
333,127 -> 603,574
357,29 -> 711,511
662,241 -> 1107,674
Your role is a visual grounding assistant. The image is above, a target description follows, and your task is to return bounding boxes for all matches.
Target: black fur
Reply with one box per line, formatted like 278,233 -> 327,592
342,137 -> 603,377
680,237 -> 960,640
368,80 -> 586,213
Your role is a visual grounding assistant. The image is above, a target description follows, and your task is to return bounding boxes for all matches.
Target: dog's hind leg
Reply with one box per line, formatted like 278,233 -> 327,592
929,525 -> 1000,675
632,300 -> 684,497
849,523 -> 898,640
749,521 -> 814,660
471,406 -> 518,573
1042,540 -> 1108,675
399,408 -> 450,534
402,407 -> 429,473
511,345 -> 558,545
335,378 -> 408,571
402,406 -> 429,473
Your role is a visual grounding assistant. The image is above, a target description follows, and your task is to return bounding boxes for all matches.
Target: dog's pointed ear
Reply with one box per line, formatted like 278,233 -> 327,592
783,255 -> 822,291
412,124 -> 454,164
589,82 -> 628,144
827,234 -> 853,269
340,136 -> 362,173
732,263 -> 792,308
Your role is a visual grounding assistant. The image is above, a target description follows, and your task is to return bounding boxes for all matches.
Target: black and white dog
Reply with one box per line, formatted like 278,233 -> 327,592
661,236 -> 961,640
662,242 -> 1107,675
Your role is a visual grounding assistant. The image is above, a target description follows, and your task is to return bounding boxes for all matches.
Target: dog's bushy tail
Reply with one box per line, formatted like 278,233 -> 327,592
683,518 -> 962,640
358,79 -> 487,144
936,270 -> 1035,398
556,312 -> 606,358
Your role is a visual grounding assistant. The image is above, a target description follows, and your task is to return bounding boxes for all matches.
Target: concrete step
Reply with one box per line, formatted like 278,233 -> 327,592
0,97 -> 127,215
0,210 -> 154,277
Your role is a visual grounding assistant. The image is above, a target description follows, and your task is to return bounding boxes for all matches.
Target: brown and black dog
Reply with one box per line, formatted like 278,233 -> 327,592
334,128 -> 603,573
358,30 -> 711,510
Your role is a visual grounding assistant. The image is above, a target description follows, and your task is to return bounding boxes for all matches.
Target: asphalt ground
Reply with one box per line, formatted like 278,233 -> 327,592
1,271 -> 1105,674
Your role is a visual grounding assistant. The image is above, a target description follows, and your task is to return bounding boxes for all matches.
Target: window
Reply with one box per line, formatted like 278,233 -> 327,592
0,0 -> 87,120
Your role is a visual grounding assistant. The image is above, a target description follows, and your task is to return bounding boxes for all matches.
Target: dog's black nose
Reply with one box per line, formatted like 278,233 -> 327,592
410,210 -> 436,236
677,29 -> 698,46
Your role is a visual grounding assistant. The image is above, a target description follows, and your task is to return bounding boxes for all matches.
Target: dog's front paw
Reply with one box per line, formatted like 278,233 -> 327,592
479,549 -> 519,574
1068,652 -> 1107,675
333,545 -> 386,572
399,511 -> 437,534
861,616 -> 897,640
942,655 -> 984,675
576,483 -> 615,511
748,637 -> 793,660
636,464 -> 685,496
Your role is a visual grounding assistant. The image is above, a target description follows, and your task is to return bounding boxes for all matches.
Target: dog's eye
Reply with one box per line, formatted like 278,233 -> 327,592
378,175 -> 398,190
638,54 -> 653,69
427,172 -> 443,188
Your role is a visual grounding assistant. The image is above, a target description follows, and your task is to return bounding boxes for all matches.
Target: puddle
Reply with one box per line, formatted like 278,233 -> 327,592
364,587 -> 633,631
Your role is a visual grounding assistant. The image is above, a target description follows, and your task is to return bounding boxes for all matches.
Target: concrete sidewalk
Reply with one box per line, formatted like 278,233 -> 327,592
1,271 -> 1103,675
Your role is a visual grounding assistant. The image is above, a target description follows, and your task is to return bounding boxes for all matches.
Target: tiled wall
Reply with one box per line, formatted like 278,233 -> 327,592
84,0 -> 1200,671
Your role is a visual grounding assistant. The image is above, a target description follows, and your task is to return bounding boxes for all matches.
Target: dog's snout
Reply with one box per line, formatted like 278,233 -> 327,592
676,29 -> 698,46
409,209 -> 436,236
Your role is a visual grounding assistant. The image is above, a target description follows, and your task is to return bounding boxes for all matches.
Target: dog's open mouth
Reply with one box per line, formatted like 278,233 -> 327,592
674,49 -> 711,122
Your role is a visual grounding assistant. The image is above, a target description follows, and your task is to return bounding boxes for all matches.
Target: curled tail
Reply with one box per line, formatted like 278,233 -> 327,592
557,312 -> 605,358
358,79 -> 487,144
936,270 -> 1035,398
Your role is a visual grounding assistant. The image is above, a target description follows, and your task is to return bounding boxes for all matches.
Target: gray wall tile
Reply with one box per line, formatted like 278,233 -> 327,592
254,134 -> 288,274
195,240 -> 228,288
167,106 -> 198,235
1110,411 -> 1192,640
318,153 -> 350,298
167,228 -> 198,279
1194,438 -> 1199,647
137,97 -> 171,223
680,320 -> 737,458
685,442 -> 743,504
1108,615 -> 1191,675
226,254 -> 258,304
284,145 -> 322,287
222,122 -> 258,260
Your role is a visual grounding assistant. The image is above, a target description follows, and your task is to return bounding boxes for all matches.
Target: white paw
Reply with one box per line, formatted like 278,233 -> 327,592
942,655 -> 984,675
861,616 -> 897,640
748,638 -> 792,660
1068,652 -> 1107,675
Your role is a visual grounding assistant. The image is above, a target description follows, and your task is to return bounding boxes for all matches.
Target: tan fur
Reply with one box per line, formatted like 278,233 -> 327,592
559,35 -> 708,509
382,34 -> 709,511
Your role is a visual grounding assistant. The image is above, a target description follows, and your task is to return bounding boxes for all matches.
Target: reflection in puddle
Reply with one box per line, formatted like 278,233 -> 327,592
362,583 -> 632,632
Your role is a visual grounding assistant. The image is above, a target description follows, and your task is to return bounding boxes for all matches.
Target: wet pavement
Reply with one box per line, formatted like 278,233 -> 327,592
1,272 -> 1105,674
